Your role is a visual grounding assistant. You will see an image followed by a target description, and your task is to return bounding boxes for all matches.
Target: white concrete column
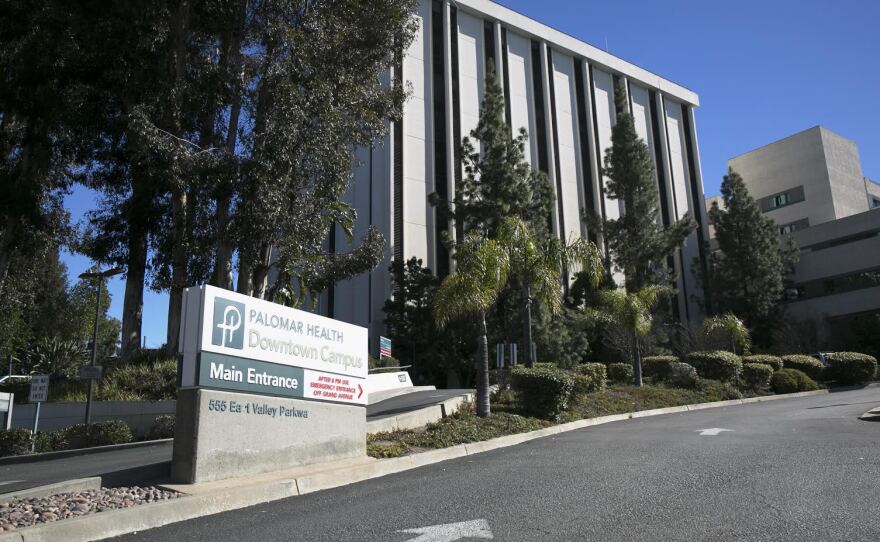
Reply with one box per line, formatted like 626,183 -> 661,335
493,21 -> 504,90
539,43 -> 560,238
581,62 -> 604,229
443,0 -> 456,272
655,91 -> 688,321
686,105 -> 712,251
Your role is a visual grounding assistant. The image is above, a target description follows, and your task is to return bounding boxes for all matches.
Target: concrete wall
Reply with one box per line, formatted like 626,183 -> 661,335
12,401 -> 176,437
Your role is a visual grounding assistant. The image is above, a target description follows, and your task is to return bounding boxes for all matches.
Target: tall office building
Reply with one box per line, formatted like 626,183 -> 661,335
326,0 -> 711,349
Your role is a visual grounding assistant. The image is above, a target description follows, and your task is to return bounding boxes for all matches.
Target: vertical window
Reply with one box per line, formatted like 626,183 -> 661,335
432,0 -> 449,277
530,40 -> 548,174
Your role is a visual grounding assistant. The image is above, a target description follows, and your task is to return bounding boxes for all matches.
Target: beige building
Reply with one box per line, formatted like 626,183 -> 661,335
728,126 -> 880,234
714,126 -> 880,325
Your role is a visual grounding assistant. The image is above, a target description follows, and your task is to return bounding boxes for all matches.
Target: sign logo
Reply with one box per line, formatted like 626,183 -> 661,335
212,297 -> 245,349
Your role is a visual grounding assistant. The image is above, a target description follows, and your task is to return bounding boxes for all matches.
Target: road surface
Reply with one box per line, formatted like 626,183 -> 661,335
114,387 -> 880,542
0,388 -> 473,494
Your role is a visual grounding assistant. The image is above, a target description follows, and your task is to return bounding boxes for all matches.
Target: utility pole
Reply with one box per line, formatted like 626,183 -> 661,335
79,267 -> 124,424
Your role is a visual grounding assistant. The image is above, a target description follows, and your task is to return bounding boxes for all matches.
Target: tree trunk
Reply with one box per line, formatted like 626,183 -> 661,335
476,313 -> 491,417
0,216 -> 18,295
121,226 -> 147,360
237,254 -> 253,296
521,281 -> 533,368
633,332 -> 643,387
251,244 -> 272,299
165,188 -> 188,356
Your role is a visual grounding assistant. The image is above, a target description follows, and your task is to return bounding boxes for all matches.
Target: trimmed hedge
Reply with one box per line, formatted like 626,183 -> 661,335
824,352 -> 877,385
510,366 -> 573,420
0,428 -> 32,457
572,363 -> 607,395
781,355 -> 824,381
686,351 -> 743,382
667,362 -> 698,389
771,368 -> 818,394
147,415 -> 176,440
62,421 -> 133,449
742,363 -> 773,389
742,355 -> 783,372
608,363 -> 633,384
642,356 -> 679,380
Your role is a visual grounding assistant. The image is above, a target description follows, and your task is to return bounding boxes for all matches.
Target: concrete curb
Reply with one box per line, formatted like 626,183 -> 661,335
0,478 -> 102,502
367,386 -> 437,405
0,439 -> 172,466
0,386 -> 872,542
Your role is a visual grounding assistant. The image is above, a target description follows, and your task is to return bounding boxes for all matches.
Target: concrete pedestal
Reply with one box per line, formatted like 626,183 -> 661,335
172,388 -> 366,483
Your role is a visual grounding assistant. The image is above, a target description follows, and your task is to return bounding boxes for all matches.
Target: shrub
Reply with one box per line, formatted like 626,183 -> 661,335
572,363 -> 607,395
666,362 -> 698,389
686,351 -> 743,382
742,363 -> 773,389
0,428 -> 33,457
771,368 -> 818,394
695,378 -> 743,400
103,359 -> 178,401
742,355 -> 783,372
510,366 -> 573,420
63,420 -> 133,449
642,356 -> 679,380
608,363 -> 633,384
34,430 -> 68,453
824,352 -> 878,385
147,415 -> 176,440
781,355 -> 824,381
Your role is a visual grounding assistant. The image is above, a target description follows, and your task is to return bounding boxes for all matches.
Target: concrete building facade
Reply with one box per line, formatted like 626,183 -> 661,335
723,126 -> 880,325
327,0 -> 711,349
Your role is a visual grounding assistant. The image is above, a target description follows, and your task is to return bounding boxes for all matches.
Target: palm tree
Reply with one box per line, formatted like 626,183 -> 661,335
703,312 -> 751,355
586,285 -> 672,386
433,232 -> 510,417
497,217 -> 603,367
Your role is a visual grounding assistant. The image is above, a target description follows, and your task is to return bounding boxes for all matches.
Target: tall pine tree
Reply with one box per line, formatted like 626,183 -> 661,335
705,169 -> 798,329
598,79 -> 694,292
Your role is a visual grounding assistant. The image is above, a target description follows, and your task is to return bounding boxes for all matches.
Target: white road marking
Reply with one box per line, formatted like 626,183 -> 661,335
398,519 -> 494,542
695,428 -> 733,436
0,480 -> 24,486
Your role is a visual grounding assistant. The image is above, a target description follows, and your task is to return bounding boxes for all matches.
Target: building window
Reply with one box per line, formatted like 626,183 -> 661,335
770,193 -> 790,209
759,186 -> 805,213
778,218 -> 809,236
872,197 -> 880,209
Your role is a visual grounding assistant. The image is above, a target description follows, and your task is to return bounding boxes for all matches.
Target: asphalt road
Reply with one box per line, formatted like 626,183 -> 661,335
115,387 -> 880,542
0,389 -> 472,494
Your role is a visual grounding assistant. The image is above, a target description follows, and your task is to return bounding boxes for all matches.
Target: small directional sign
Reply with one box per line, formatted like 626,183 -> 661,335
398,519 -> 493,542
78,365 -> 104,381
28,374 -> 49,403
695,428 -> 732,436
379,335 -> 392,358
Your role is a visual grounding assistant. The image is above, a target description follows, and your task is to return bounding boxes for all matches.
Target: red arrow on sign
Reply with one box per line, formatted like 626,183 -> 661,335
357,383 -> 364,400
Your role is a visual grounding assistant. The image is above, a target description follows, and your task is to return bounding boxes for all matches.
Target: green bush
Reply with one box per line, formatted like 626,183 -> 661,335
510,366 -> 573,420
666,362 -> 698,389
742,355 -> 783,372
147,415 -> 175,440
608,363 -> 633,384
686,351 -> 743,382
642,356 -> 679,380
695,378 -> 743,400
572,363 -> 607,395
34,430 -> 68,453
771,368 -> 818,394
781,355 -> 825,381
62,420 -> 133,448
0,428 -> 33,457
742,363 -> 773,389
102,359 -> 178,401
824,352 -> 878,385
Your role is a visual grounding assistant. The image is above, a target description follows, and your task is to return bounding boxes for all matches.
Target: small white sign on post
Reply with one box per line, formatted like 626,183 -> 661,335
28,374 -> 49,452
28,374 -> 49,403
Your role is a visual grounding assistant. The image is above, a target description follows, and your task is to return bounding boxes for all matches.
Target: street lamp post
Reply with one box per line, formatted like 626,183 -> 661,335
79,267 -> 123,424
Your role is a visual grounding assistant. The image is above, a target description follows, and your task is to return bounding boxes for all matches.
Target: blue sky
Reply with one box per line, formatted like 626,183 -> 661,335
60,0 -> 880,348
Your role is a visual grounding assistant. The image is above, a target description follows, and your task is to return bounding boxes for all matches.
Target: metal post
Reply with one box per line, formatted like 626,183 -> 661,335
84,280 -> 102,425
31,401 -> 41,452
6,353 -> 11,377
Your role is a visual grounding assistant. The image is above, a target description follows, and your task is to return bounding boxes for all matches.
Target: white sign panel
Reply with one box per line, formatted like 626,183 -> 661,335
179,285 -> 368,405
29,374 -> 49,403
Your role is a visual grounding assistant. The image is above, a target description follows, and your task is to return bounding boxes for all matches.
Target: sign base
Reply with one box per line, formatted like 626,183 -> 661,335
172,388 -> 366,484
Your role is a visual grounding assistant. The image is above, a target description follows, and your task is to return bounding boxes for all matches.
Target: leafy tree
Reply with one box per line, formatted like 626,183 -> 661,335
705,169 -> 798,331
586,285 -> 673,386
433,61 -> 553,239
496,217 -> 603,367
382,257 -> 473,386
703,313 -> 751,355
26,337 -> 85,379
594,79 -> 694,291
67,268 -> 121,365
434,233 -> 510,417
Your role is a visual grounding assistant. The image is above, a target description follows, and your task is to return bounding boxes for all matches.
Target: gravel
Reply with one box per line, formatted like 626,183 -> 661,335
0,487 -> 181,532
